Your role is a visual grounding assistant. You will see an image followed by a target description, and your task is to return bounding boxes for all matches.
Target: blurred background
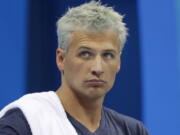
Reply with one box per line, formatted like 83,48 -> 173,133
0,0 -> 179,134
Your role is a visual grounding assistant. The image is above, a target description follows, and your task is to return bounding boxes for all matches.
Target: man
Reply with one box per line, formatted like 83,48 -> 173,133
0,1 -> 149,135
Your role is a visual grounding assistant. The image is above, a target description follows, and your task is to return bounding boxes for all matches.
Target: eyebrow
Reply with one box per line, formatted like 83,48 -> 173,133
103,49 -> 117,54
77,46 -> 118,54
77,46 -> 93,51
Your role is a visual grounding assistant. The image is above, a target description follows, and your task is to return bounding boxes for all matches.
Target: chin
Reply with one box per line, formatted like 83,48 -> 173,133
84,87 -> 109,99
84,93 -> 105,100
72,85 -> 110,99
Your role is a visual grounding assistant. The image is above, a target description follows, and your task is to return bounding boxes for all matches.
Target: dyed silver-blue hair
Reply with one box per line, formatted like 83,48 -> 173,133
57,1 -> 128,51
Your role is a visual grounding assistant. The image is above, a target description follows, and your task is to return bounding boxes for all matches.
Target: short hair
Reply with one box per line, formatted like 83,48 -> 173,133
56,0 -> 128,52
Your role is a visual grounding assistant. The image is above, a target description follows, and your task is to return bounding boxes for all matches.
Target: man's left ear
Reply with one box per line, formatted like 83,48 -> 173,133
117,63 -> 120,73
116,51 -> 121,73
116,59 -> 121,73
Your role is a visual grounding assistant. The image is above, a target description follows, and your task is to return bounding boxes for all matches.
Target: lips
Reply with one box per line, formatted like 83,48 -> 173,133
84,79 -> 106,86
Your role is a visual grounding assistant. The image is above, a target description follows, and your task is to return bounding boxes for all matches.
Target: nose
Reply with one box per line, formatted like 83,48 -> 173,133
91,55 -> 104,77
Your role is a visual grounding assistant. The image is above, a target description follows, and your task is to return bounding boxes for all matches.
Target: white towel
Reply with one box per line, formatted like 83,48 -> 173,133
0,91 -> 78,135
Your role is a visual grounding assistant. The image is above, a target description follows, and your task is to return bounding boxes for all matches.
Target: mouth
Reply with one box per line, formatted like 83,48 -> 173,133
84,79 -> 106,87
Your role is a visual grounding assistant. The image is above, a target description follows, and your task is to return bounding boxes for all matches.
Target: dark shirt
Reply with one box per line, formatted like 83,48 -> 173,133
0,107 -> 149,135
0,108 -> 31,135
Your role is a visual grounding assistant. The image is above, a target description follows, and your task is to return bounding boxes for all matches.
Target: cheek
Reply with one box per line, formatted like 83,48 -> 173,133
65,60 -> 88,78
106,63 -> 119,81
108,70 -> 117,81
107,62 -> 120,74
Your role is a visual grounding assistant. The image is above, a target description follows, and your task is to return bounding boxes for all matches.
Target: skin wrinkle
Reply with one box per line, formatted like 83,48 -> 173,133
68,30 -> 121,53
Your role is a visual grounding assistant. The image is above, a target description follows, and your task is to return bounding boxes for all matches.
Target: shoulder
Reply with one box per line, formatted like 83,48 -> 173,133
0,108 -> 32,135
103,107 -> 141,125
0,91 -> 58,117
0,91 -> 57,134
103,107 -> 149,135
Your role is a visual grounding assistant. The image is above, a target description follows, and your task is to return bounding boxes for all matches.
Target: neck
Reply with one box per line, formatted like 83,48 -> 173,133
56,86 -> 104,132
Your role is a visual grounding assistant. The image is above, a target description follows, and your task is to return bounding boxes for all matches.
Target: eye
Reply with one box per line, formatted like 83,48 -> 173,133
78,51 -> 91,58
103,52 -> 114,59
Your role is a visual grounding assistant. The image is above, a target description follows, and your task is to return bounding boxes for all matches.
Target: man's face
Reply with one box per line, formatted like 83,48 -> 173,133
57,30 -> 121,99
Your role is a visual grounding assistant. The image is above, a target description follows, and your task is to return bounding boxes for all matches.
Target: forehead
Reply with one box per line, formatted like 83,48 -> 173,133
68,30 -> 120,52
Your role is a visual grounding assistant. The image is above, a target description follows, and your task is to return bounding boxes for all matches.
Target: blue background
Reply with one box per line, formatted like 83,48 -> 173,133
0,0 -> 180,134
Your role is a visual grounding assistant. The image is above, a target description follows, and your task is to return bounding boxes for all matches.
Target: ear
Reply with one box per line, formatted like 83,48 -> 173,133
117,59 -> 121,73
56,48 -> 66,71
